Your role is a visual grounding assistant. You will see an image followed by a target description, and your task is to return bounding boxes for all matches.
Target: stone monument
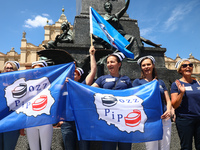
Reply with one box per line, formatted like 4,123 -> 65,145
38,0 -> 180,89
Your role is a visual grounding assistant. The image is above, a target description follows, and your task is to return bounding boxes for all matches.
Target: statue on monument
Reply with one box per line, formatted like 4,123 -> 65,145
102,0 -> 129,36
93,0 -> 162,60
140,37 -> 162,48
92,0 -> 141,59
43,21 -> 73,49
23,31 -> 26,39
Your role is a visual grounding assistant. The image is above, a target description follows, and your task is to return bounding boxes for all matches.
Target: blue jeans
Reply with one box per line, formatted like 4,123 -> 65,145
176,116 -> 200,150
102,141 -> 132,150
0,130 -> 20,150
61,121 -> 90,150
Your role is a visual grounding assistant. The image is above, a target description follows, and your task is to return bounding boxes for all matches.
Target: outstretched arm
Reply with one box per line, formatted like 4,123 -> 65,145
140,37 -> 161,47
115,0 -> 130,19
85,46 -> 97,85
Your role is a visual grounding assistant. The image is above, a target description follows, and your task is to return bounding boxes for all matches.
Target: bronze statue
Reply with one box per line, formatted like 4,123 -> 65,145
93,0 -> 141,59
43,22 -> 73,49
102,0 -> 129,36
140,37 -> 161,48
93,0 -> 162,60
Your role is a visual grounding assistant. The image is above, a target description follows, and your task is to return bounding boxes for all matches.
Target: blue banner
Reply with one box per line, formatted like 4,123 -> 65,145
67,79 -> 163,143
0,62 -> 75,133
90,7 -> 135,59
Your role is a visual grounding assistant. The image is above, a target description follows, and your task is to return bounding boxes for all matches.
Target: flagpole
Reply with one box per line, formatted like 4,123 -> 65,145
89,6 -> 93,46
90,33 -> 93,46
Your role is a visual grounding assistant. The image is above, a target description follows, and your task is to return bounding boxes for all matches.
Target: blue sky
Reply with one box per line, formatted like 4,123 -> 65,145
0,0 -> 200,60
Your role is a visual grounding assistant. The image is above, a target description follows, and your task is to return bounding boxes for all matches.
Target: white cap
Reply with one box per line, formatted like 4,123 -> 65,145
32,60 -> 48,68
175,59 -> 191,69
5,61 -> 20,69
112,52 -> 125,62
137,55 -> 155,66
76,67 -> 84,76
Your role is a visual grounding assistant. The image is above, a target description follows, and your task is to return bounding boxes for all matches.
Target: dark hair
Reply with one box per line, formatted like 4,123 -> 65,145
139,58 -> 158,79
106,54 -> 122,70
107,54 -> 121,63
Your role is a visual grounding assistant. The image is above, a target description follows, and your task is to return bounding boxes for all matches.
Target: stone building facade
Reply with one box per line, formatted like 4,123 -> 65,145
0,47 -> 20,71
1,8 -> 200,81
0,8 -> 72,71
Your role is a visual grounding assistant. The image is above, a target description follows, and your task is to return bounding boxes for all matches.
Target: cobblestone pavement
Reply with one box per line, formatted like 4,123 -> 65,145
16,123 -> 196,150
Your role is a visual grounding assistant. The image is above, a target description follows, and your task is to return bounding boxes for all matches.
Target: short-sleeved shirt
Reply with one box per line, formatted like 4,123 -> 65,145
82,80 -> 86,85
95,74 -> 132,90
171,80 -> 200,119
132,78 -> 168,112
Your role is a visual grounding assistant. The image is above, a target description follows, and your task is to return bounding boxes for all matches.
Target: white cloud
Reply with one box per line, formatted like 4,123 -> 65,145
20,9 -> 28,14
24,15 -> 53,28
164,1 -> 198,32
140,28 -> 153,37
42,13 -> 50,17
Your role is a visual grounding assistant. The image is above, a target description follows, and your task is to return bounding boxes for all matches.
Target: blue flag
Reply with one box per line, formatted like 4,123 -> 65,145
0,62 -> 75,133
67,79 -> 163,143
90,7 -> 135,59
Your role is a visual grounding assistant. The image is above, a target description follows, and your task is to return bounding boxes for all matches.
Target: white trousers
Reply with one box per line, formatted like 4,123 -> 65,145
26,124 -> 53,150
145,119 -> 171,150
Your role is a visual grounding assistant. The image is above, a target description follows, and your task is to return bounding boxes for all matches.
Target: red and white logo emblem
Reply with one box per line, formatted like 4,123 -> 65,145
94,93 -> 147,133
5,77 -> 55,117
32,95 -> 48,111
124,110 -> 141,127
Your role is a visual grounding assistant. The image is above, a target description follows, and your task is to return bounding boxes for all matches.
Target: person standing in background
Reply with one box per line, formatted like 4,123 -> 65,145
26,60 -> 53,150
171,59 -> 200,150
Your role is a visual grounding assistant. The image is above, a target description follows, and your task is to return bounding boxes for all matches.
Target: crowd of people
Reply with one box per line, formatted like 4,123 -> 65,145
0,46 -> 200,150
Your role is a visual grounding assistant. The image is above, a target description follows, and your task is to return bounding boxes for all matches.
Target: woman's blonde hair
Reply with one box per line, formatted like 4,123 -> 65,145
3,61 -> 18,72
175,59 -> 191,75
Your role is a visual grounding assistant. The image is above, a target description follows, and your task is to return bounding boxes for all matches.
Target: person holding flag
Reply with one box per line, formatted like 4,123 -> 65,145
0,60 -> 75,149
0,61 -> 24,150
91,52 -> 132,150
60,46 -> 97,150
26,60 -> 53,150
132,56 -> 172,150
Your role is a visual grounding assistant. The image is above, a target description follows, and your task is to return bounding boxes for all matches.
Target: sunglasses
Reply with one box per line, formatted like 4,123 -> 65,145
6,67 -> 14,70
181,63 -> 193,68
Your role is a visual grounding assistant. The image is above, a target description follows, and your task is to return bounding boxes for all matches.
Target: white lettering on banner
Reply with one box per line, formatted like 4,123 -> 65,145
5,78 -> 55,117
94,93 -> 147,133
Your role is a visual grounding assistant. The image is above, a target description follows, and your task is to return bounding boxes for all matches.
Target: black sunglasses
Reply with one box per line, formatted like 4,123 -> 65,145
6,67 -> 14,70
181,63 -> 193,68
